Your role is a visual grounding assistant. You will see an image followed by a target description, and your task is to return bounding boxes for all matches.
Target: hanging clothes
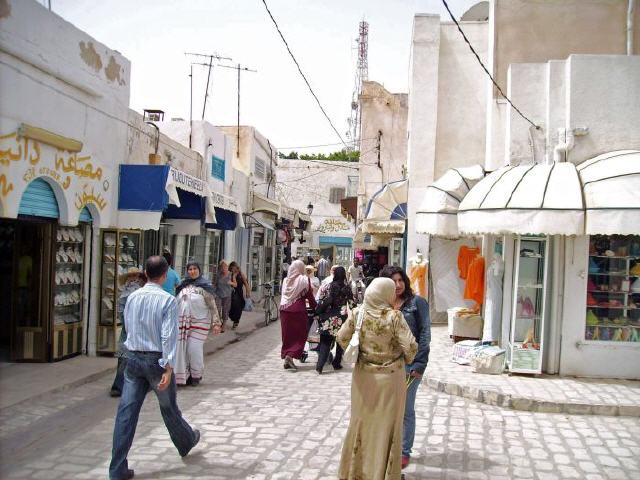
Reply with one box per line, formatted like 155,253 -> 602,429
463,255 -> 485,306
482,256 -> 504,342
458,246 -> 480,279
408,261 -> 428,297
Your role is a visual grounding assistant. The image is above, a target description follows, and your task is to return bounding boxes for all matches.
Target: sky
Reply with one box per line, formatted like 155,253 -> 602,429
50,0 -> 479,153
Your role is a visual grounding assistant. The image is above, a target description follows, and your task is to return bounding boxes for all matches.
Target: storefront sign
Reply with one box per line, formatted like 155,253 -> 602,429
210,190 -> 241,213
0,130 -> 111,225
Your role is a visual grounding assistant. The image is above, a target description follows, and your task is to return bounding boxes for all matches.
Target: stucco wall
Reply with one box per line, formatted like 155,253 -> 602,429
504,63 -> 547,166
127,112 -> 204,179
434,22 -> 488,178
493,0 -> 640,99
566,54 -> 640,164
0,0 -> 131,227
359,81 -> 408,219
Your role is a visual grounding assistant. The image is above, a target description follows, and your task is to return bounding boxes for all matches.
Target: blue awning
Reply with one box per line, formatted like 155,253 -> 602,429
319,235 -> 352,246
205,207 -> 237,231
164,189 -> 204,220
118,165 -> 169,212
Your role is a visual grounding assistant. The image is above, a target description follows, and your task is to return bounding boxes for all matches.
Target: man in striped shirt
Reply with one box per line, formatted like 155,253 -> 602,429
109,256 -> 200,480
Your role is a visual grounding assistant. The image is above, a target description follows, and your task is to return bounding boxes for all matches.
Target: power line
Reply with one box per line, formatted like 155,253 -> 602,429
440,0 -> 540,130
260,0 -> 349,147
277,137 -> 376,150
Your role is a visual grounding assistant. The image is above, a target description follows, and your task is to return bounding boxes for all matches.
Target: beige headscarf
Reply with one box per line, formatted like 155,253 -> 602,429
280,260 -> 309,308
361,277 -> 396,319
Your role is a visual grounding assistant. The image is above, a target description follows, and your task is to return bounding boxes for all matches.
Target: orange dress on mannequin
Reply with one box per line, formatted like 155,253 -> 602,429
458,246 -> 480,279
409,262 -> 428,297
463,255 -> 485,306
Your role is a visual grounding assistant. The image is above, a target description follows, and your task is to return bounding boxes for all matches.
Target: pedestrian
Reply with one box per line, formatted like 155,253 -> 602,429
109,268 -> 146,397
228,261 -> 251,330
215,260 -> 233,331
109,256 -> 200,480
315,266 -> 352,374
305,264 -> 320,296
336,277 -> 417,480
174,261 -> 222,386
281,258 -> 290,281
347,259 -> 365,303
279,259 -> 317,370
161,250 -> 181,295
380,265 -> 431,470
317,255 -> 330,282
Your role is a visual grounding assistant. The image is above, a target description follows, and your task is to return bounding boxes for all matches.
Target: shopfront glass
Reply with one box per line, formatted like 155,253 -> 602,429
173,230 -> 224,281
586,235 -> 640,343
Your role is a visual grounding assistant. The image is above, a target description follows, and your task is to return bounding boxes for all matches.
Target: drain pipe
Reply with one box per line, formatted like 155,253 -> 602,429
629,0 -> 635,55
553,127 -> 589,162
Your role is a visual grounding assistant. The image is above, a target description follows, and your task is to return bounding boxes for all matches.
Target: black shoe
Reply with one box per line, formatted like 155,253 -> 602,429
185,376 -> 193,386
316,368 -> 323,375
181,429 -> 200,457
190,378 -> 200,386
232,322 -> 238,330
332,364 -> 343,370
109,388 -> 121,397
115,469 -> 134,480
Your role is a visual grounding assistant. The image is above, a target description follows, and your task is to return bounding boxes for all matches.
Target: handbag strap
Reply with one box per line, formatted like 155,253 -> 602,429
354,307 -> 365,332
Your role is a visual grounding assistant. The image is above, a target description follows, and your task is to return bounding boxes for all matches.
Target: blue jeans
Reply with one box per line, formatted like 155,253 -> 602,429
403,366 -> 421,457
109,352 -> 197,480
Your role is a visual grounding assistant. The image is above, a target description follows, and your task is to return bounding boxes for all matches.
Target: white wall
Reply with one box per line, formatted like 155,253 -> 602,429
566,55 -> 640,164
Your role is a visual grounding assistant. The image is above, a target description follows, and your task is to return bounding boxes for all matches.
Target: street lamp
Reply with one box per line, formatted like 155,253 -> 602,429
307,203 -> 314,215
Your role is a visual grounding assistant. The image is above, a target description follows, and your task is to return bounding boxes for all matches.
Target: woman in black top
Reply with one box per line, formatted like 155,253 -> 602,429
315,266 -> 353,374
228,261 -> 250,329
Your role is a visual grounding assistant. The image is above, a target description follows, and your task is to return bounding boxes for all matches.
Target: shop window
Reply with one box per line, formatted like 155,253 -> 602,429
329,187 -> 346,204
211,155 -> 225,181
586,235 -> 640,343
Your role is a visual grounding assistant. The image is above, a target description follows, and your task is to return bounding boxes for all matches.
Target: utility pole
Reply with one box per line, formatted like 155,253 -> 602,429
216,63 -> 257,159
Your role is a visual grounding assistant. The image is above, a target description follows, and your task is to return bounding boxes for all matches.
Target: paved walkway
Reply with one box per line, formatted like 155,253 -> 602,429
0,308 -> 269,411
425,325 -> 640,416
1,323 -> 639,479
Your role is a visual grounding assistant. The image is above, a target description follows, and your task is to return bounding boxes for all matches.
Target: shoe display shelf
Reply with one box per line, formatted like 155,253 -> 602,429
586,249 -> 640,343
52,226 -> 86,360
97,229 -> 142,354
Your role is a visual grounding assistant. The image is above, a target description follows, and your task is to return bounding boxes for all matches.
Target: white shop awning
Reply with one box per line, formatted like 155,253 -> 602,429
578,150 -> 640,235
458,163 -> 584,235
361,179 -> 408,234
415,165 -> 485,238
251,192 -> 280,217
353,225 -> 373,249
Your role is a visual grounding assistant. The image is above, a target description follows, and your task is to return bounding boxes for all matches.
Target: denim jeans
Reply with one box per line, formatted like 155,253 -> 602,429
403,366 -> 421,457
109,352 -> 197,480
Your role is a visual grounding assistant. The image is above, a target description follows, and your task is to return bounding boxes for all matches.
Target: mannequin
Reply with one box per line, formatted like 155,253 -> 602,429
408,250 -> 428,297
482,254 -> 504,342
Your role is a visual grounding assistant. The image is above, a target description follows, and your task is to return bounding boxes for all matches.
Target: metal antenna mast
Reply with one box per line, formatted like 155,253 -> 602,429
184,52 -> 233,146
348,20 -> 368,150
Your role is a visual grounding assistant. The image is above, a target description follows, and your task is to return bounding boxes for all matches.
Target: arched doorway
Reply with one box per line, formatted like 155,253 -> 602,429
0,178 -> 60,362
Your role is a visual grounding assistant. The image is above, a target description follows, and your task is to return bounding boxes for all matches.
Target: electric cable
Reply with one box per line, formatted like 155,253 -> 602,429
260,0 -> 349,147
440,0 -> 540,130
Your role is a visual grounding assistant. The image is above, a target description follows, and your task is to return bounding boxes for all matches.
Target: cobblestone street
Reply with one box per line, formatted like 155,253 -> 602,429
1,323 -> 639,480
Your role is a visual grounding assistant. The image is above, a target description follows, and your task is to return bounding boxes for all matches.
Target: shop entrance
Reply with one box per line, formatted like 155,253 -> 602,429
0,218 -> 53,362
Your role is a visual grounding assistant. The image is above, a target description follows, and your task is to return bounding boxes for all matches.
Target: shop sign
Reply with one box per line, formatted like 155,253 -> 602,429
0,130 -> 111,224
209,189 -> 241,213
314,218 -> 352,234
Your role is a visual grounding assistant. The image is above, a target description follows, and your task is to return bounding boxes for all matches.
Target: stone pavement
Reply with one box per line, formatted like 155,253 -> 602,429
1,322 -> 639,479
0,308 -> 268,411
425,325 -> 640,417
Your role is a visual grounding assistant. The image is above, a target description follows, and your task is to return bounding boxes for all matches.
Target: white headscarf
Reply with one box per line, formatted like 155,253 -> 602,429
361,277 -> 396,319
280,260 -> 309,308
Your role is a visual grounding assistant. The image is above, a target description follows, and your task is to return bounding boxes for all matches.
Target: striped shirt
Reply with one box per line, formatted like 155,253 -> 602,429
123,282 -> 178,368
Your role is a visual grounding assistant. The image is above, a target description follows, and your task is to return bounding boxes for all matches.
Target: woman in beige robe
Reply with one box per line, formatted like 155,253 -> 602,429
337,277 -> 418,480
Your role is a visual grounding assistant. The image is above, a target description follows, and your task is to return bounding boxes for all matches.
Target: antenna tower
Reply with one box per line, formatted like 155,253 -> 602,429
348,20 -> 368,151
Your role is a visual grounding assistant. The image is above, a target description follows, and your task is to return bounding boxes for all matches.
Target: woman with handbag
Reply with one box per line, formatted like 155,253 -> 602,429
280,260 -> 317,370
336,277 -> 417,480
228,261 -> 250,330
315,266 -> 352,374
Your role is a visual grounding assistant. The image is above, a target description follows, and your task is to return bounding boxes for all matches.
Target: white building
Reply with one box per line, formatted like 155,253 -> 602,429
276,158 -> 357,267
411,0 -> 640,378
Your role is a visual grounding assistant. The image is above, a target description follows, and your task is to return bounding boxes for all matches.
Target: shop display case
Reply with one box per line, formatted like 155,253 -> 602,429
508,236 -> 549,374
53,225 -> 86,359
389,238 -> 404,267
585,235 -> 640,343
97,229 -> 142,354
